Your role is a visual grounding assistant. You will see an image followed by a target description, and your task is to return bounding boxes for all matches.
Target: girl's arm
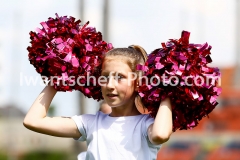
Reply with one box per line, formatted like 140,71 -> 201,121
23,85 -> 81,139
147,97 -> 172,145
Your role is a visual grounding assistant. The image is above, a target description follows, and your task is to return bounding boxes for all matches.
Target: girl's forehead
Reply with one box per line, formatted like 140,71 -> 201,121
101,59 -> 132,73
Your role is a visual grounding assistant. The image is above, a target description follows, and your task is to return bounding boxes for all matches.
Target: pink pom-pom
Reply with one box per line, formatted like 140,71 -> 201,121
138,31 -> 221,131
27,13 -> 113,100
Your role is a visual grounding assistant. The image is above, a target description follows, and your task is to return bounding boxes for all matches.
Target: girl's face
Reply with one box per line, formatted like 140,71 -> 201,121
101,59 -> 137,109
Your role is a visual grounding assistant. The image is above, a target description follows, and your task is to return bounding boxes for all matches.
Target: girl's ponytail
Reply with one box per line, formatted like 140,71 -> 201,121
128,45 -> 149,114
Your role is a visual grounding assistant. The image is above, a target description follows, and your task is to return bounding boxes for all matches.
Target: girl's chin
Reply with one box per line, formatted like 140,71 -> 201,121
106,104 -> 117,108
105,103 -> 121,108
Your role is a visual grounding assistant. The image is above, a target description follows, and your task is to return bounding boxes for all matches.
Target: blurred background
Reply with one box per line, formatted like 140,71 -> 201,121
0,0 -> 240,159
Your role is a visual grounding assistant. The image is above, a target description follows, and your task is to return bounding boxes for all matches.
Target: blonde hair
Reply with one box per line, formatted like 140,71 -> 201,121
103,45 -> 147,72
103,45 -> 148,113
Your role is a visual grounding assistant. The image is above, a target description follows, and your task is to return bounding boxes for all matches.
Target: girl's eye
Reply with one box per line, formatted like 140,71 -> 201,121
115,74 -> 124,80
119,75 -> 124,79
101,74 -> 125,80
105,76 -> 110,78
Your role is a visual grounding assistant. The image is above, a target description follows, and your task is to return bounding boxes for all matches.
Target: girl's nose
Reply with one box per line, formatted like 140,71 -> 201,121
106,76 -> 115,89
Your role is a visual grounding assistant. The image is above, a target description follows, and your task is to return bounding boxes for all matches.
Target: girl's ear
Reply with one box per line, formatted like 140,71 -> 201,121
134,80 -> 139,92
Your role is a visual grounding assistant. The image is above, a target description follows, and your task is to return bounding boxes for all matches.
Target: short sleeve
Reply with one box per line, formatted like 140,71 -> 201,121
142,115 -> 162,148
71,114 -> 95,141
142,114 -> 154,137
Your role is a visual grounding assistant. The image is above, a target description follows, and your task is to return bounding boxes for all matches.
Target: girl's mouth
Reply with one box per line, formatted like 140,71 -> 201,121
107,94 -> 118,98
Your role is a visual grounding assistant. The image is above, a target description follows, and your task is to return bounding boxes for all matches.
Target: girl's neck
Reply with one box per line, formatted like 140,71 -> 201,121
109,104 -> 141,117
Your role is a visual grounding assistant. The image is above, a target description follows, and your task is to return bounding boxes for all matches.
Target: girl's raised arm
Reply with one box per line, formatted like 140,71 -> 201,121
147,97 -> 173,145
23,85 -> 81,139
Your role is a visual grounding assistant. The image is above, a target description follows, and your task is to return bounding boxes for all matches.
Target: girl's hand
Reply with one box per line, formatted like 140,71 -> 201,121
23,85 -> 81,139
147,97 -> 172,145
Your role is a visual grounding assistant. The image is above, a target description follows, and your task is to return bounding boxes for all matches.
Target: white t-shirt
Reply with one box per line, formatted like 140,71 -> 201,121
72,111 -> 161,160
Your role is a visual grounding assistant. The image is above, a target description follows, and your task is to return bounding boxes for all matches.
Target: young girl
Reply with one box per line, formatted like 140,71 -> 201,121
23,45 -> 173,160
